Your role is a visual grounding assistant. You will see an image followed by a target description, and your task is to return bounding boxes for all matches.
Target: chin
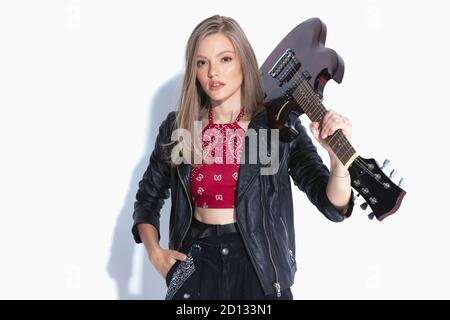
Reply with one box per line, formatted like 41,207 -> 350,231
207,92 -> 229,101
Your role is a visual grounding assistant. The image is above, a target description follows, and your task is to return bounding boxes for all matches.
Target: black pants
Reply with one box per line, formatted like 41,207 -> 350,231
165,219 -> 293,300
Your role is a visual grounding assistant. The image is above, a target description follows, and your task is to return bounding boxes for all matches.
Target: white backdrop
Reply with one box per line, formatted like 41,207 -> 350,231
0,0 -> 448,299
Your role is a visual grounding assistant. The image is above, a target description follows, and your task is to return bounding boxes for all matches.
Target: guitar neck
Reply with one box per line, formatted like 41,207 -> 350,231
293,80 -> 358,168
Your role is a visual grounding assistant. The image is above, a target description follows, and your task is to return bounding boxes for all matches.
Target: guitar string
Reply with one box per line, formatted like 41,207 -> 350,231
282,62 -> 355,161
290,74 -> 355,161
295,83 -> 355,163
279,62 -> 385,186
273,58 -> 380,183
296,79 -> 388,188
283,61 -> 360,163
294,81 -> 385,185
289,68 -> 354,159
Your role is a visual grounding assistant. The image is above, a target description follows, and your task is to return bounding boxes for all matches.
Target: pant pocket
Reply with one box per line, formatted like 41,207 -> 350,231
165,260 -> 181,287
165,244 -> 202,300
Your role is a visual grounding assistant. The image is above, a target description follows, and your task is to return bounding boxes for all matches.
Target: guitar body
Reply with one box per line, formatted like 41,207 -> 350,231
261,18 -> 344,105
259,17 -> 406,221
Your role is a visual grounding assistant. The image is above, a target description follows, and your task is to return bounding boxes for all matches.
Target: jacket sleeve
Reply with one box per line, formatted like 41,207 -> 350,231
288,116 -> 354,222
132,111 -> 176,243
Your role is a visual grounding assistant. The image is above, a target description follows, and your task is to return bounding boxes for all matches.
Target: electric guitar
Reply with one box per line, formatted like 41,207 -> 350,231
260,17 -> 406,221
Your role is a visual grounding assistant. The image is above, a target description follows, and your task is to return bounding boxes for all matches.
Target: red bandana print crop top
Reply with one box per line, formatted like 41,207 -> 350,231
191,108 -> 246,208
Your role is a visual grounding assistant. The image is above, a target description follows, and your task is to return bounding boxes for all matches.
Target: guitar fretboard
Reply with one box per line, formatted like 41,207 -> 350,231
292,80 -> 357,168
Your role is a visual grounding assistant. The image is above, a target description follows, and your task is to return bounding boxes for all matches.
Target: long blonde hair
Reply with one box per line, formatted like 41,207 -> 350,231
170,15 -> 265,166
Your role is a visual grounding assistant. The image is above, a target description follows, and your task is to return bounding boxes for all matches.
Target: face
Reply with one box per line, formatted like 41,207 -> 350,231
196,33 -> 243,107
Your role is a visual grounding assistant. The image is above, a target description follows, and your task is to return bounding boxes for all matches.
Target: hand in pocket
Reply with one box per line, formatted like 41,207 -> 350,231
148,248 -> 187,279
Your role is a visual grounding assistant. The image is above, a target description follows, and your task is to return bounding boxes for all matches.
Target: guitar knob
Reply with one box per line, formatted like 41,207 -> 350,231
360,202 -> 369,210
399,177 -> 406,187
381,159 -> 391,169
389,169 -> 398,178
368,212 -> 375,220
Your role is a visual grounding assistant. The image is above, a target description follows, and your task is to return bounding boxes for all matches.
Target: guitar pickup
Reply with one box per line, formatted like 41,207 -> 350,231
268,48 -> 301,86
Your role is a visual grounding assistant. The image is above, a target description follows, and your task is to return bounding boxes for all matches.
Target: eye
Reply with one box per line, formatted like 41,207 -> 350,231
221,56 -> 232,63
196,60 -> 207,67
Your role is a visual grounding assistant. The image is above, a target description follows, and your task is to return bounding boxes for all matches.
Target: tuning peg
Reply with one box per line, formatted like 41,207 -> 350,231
360,202 -> 369,210
389,169 -> 398,178
368,212 -> 375,220
381,159 -> 391,169
399,177 -> 406,187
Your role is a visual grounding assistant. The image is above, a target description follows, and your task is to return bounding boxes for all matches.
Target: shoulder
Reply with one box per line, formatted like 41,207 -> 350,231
160,110 -> 177,131
248,106 -> 269,129
154,110 -> 178,146
166,110 -> 177,123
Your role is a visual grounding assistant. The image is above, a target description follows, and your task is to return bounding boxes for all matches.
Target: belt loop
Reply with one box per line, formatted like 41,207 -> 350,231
192,243 -> 202,253
216,225 -> 222,237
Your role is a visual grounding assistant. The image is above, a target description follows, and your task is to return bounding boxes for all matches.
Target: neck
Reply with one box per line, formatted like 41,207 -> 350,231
210,105 -> 242,123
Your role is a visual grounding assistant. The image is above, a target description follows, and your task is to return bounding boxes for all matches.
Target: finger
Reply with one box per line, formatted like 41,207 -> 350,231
326,116 -> 353,139
341,117 -> 352,140
309,122 -> 320,131
341,129 -> 351,140
171,250 -> 187,261
321,114 -> 343,139
310,121 -> 319,129
167,256 -> 176,265
163,258 -> 176,278
320,110 -> 338,138
321,109 -> 334,127
309,122 -> 320,140
325,122 -> 344,138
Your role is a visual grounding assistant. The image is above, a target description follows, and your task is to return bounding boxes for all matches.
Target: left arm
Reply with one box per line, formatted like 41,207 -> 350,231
310,110 -> 353,216
327,156 -> 352,215
288,115 -> 354,222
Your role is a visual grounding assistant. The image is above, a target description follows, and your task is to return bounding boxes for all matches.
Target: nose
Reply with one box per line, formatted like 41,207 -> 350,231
208,61 -> 219,79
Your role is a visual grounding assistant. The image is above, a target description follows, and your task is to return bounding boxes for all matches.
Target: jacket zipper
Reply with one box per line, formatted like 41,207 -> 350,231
260,175 -> 281,297
280,215 -> 295,263
279,216 -> 288,241
233,219 -> 266,294
177,165 -> 193,251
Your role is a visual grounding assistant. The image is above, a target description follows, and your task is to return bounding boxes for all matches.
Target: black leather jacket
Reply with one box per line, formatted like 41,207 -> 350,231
132,108 -> 354,296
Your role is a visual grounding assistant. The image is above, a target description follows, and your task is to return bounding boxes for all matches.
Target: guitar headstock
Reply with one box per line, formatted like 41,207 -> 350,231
348,157 -> 406,221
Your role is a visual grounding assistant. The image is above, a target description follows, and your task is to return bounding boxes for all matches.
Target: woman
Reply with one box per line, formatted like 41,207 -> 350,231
132,15 -> 354,300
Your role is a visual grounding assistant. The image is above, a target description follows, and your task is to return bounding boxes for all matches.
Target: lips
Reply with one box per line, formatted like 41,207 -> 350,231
209,81 -> 225,90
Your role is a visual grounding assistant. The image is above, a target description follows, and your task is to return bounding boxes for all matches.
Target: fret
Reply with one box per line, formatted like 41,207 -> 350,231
292,81 -> 357,168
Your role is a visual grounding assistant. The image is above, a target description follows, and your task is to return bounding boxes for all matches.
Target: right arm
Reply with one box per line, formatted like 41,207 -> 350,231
132,111 -> 186,277
132,112 -> 174,244
138,224 -> 186,278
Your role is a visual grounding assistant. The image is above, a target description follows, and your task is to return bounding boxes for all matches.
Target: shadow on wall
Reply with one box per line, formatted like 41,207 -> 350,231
107,74 -> 182,299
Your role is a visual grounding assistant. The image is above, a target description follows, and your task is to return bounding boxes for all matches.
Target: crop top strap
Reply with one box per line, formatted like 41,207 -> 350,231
235,109 -> 245,122
208,107 -> 214,125
208,108 -> 245,125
